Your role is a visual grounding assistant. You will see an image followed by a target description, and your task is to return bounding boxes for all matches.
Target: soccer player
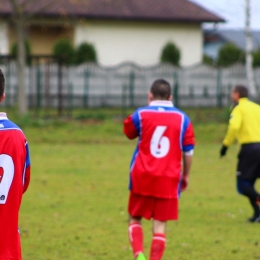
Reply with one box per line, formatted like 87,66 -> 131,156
220,85 -> 260,223
123,79 -> 195,260
0,69 -> 31,259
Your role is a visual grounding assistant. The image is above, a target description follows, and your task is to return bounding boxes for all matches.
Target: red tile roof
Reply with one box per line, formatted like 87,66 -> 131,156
0,0 -> 225,23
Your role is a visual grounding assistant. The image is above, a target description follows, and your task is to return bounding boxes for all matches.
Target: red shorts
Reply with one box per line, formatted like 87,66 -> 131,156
128,192 -> 178,221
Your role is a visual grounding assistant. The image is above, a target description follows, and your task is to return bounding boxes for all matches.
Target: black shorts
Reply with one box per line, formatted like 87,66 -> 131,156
237,143 -> 260,180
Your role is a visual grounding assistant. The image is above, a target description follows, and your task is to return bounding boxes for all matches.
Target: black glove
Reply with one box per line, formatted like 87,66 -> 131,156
220,145 -> 228,158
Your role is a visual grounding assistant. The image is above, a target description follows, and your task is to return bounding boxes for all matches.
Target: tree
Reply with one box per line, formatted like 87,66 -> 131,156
203,54 -> 215,67
217,43 -> 245,67
8,0 -> 89,115
245,0 -> 256,96
160,42 -> 181,66
53,38 -> 76,65
11,39 -> 32,65
10,0 -> 28,115
75,42 -> 97,64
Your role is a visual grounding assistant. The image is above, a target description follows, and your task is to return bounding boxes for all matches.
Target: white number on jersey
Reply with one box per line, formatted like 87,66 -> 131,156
0,154 -> 15,204
150,126 -> 170,158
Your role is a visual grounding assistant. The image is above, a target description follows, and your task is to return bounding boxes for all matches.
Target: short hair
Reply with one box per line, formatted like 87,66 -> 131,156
0,69 -> 4,98
150,79 -> 171,100
233,85 -> 248,98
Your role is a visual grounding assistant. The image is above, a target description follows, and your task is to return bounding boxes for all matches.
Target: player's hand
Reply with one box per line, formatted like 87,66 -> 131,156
181,176 -> 189,192
220,145 -> 228,158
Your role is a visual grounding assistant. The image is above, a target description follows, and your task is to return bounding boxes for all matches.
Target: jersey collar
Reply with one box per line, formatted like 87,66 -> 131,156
238,98 -> 248,103
149,100 -> 174,107
0,112 -> 8,120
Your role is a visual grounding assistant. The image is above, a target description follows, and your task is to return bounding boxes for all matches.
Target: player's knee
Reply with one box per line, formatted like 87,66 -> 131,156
237,182 -> 248,195
236,178 -> 254,196
129,215 -> 142,224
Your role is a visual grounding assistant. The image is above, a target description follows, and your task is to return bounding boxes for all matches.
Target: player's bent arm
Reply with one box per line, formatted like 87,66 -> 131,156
23,142 -> 31,193
181,151 -> 193,192
183,151 -> 193,177
23,166 -> 30,193
123,115 -> 138,139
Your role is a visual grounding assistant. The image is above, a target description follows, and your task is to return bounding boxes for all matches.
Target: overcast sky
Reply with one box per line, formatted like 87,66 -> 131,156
190,0 -> 260,30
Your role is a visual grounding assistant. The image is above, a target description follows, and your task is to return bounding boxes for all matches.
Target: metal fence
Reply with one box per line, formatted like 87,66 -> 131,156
0,55 -> 260,113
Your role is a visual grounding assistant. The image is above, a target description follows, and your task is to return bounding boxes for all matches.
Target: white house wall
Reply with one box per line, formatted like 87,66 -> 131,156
74,21 -> 202,67
0,20 -> 8,55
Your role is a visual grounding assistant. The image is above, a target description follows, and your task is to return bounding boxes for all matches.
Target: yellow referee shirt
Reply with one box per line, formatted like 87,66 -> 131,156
223,98 -> 260,146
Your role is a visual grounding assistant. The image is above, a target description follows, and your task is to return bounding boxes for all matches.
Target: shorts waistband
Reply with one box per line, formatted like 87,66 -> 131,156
241,142 -> 260,147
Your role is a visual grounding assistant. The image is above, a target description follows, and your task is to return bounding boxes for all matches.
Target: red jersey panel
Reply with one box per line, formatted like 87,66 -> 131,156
124,101 -> 195,199
0,113 -> 30,260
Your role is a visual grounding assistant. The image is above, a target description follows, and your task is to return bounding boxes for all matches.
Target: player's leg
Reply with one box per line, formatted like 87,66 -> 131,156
149,198 -> 177,260
236,144 -> 260,222
237,176 -> 260,222
129,216 -> 146,260
128,192 -> 153,260
149,220 -> 166,260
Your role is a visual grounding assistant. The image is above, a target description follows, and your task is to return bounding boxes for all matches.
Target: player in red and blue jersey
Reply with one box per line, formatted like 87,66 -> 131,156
123,79 -> 195,260
0,69 -> 31,260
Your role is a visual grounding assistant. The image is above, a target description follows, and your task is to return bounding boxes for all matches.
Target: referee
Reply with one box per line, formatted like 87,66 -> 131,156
220,85 -> 260,223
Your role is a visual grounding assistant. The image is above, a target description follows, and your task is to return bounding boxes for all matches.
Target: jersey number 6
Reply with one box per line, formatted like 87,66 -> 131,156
150,126 -> 170,158
0,154 -> 14,204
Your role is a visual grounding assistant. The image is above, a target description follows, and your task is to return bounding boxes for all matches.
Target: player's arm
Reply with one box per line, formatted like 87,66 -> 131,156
181,119 -> 195,191
220,107 -> 242,157
181,152 -> 193,191
23,142 -> 31,193
123,114 -> 139,139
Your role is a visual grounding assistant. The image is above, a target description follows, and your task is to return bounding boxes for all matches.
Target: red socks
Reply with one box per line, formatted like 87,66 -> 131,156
128,223 -> 166,260
149,233 -> 166,260
128,222 -> 144,258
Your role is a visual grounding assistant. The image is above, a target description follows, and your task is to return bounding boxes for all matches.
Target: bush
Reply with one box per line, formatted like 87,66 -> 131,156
52,38 -> 75,65
203,55 -> 215,66
160,42 -> 181,66
217,43 -> 245,67
75,42 -> 97,64
11,39 -> 32,65
253,48 -> 260,67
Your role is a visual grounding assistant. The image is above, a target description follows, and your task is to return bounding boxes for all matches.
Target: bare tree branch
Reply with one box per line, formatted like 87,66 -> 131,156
9,0 -> 28,115
7,0 -> 90,115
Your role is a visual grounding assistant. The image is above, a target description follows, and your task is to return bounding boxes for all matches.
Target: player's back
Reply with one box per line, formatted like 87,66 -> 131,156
126,103 -> 194,198
0,115 -> 28,260
137,106 -> 185,172
236,99 -> 260,143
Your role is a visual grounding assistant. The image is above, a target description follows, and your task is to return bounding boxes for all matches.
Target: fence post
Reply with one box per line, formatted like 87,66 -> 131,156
84,69 -> 89,108
6,62 -> 11,106
67,83 -> 73,117
44,62 -> 51,118
227,84 -> 232,105
173,70 -> 179,107
216,69 -> 222,107
29,65 -> 34,110
203,86 -> 208,97
37,65 -> 42,109
57,60 -> 63,117
129,71 -> 135,107
14,84 -> 18,104
122,84 -> 127,118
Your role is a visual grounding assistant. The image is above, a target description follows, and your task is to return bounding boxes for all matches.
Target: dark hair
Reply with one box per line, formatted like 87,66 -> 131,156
0,69 -> 5,98
233,85 -> 248,98
150,79 -> 171,100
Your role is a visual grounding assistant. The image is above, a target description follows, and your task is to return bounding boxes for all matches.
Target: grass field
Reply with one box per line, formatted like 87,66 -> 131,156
13,108 -> 260,260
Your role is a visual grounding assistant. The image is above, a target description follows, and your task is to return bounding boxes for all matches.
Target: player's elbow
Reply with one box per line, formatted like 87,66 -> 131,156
123,118 -> 138,139
123,128 -> 137,139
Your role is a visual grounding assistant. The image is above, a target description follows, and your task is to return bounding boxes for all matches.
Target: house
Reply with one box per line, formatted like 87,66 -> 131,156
204,29 -> 260,60
0,0 -> 224,66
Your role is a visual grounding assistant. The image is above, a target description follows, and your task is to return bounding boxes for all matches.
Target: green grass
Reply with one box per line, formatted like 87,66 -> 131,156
15,109 -> 260,260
